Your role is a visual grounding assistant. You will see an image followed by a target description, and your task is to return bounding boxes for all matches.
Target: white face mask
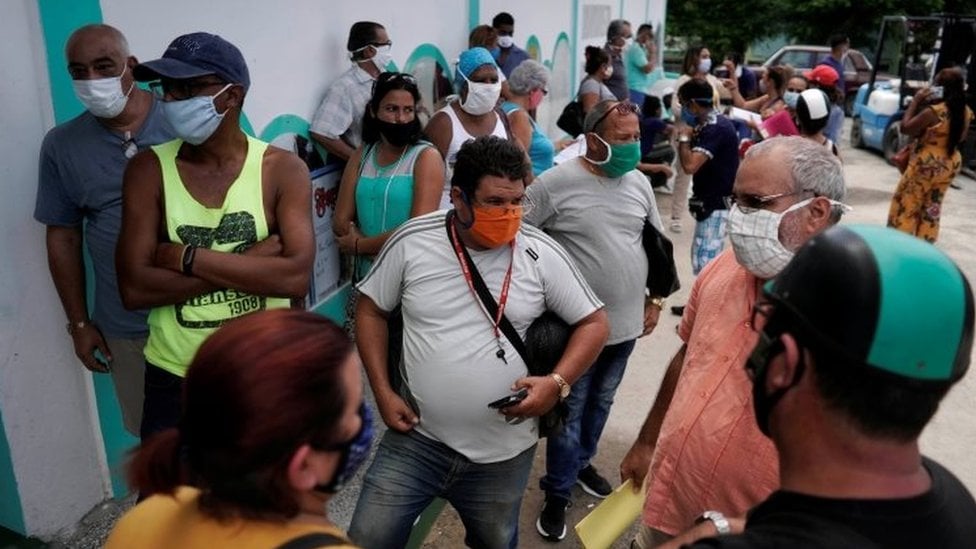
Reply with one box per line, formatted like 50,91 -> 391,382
698,58 -> 712,74
460,74 -> 501,115
604,66 -> 614,78
160,84 -> 232,145
369,44 -> 394,72
497,35 -> 514,49
72,65 -> 134,119
728,199 -> 813,279
734,65 -> 743,79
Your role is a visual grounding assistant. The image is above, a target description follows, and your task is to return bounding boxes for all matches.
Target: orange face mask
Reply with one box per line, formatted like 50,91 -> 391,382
470,204 -> 522,248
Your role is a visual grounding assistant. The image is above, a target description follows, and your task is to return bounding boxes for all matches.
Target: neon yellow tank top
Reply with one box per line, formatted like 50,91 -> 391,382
144,136 -> 291,377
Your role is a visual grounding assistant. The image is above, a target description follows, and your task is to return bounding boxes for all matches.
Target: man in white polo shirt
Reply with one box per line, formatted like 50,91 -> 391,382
348,136 -> 609,549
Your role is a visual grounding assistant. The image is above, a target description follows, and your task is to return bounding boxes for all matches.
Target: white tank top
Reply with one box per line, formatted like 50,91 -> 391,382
437,103 -> 509,209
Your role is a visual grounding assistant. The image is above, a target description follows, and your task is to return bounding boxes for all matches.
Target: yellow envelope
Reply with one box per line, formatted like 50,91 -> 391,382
574,479 -> 646,549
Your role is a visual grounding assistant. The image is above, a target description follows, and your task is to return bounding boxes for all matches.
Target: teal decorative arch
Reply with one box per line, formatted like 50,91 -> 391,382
258,114 -> 310,143
551,32 -> 573,96
526,35 -> 542,61
403,43 -> 454,80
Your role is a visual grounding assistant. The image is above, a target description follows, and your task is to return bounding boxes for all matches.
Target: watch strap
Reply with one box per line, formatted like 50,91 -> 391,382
696,510 -> 731,535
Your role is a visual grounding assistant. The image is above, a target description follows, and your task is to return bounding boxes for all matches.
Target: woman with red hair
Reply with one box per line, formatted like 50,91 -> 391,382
106,309 -> 368,548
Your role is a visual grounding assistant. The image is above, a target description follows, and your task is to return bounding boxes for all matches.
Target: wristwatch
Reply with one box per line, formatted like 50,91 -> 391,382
696,510 -> 731,535
550,373 -> 571,400
648,296 -> 666,310
678,135 -> 691,144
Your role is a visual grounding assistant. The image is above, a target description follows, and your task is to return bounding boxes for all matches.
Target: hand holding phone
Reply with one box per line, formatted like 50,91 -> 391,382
930,86 -> 944,100
488,388 -> 529,409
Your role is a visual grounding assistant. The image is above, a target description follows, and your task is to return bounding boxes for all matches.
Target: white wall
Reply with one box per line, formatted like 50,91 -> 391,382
0,0 -> 110,538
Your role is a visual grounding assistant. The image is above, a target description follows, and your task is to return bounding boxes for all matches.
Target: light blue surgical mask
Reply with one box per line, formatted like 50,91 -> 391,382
681,108 -> 699,126
161,83 -> 233,145
783,91 -> 800,109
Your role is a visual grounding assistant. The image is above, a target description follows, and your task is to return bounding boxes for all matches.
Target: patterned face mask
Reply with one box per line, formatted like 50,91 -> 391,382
728,199 -> 813,279
313,402 -> 375,493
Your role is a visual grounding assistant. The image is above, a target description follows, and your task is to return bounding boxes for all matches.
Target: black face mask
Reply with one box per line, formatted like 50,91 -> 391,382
377,118 -> 420,147
748,332 -> 806,437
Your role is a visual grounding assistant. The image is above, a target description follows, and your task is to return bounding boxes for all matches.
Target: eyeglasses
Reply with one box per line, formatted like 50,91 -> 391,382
591,101 -> 641,131
472,195 -> 534,216
724,189 -> 814,212
149,79 -> 227,101
376,72 -> 417,85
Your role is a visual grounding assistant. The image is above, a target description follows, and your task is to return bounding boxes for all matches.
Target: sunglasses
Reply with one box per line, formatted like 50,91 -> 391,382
591,101 -> 641,131
724,189 -> 814,212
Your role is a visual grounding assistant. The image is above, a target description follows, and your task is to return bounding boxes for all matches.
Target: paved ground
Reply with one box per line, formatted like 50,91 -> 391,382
48,120 -> 976,547
418,122 -> 976,548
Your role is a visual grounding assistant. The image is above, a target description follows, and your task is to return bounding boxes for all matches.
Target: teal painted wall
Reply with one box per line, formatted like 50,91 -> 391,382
0,408 -> 25,535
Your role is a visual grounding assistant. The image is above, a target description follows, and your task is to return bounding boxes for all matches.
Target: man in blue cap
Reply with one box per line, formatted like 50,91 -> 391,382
662,225 -> 976,547
116,32 -> 314,438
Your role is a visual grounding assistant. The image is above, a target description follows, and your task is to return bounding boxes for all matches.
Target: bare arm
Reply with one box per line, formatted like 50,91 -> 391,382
425,111 -> 453,160
620,343 -> 687,489
580,91 -> 600,116
900,89 -> 940,137
46,225 -> 110,372
509,109 -> 533,152
336,146 -> 444,256
657,516 -> 746,549
356,294 -> 419,432
310,131 -> 355,163
333,147 -> 365,253
505,308 -> 610,419
173,150 -> 314,298
677,135 -> 709,174
116,151 -> 219,310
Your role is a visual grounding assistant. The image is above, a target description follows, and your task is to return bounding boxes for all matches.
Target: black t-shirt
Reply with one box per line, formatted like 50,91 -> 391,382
689,114 -> 739,214
684,458 -> 976,549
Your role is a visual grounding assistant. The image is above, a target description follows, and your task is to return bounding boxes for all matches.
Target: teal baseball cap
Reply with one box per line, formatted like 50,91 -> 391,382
762,225 -> 973,382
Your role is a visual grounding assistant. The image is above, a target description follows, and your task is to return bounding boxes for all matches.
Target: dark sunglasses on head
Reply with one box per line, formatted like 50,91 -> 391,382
591,101 -> 641,130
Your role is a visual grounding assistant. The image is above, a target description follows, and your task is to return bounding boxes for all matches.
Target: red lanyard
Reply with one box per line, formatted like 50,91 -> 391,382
448,220 -> 514,341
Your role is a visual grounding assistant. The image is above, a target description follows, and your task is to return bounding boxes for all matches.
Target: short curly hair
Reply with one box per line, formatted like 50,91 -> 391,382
451,136 -> 529,196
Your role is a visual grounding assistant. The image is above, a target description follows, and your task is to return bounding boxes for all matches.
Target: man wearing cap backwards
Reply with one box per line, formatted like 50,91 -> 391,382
310,21 -> 392,164
659,224 -> 976,548
804,64 -> 845,145
427,47 -> 512,209
795,88 -> 840,158
117,32 -> 314,439
348,136 -> 609,549
35,24 -> 176,437
525,98 -> 664,542
621,136 -> 850,548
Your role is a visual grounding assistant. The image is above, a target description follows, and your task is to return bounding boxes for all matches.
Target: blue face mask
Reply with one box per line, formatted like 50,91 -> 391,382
783,91 -> 800,109
161,83 -> 232,145
681,107 -> 699,126
314,402 -> 375,493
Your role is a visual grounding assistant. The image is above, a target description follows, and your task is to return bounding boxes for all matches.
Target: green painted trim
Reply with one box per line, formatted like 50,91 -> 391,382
92,376 -> 137,496
258,114 -> 310,143
37,0 -> 103,123
468,0 -> 480,31
311,283 -> 352,325
405,499 -> 447,549
526,35 -> 542,61
0,408 -> 25,535
571,0 -> 580,90
552,33 -> 572,97
403,43 -> 454,81
620,0 -> 625,17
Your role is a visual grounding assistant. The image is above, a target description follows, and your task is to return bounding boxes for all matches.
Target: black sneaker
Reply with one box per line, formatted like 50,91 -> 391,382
671,305 -> 686,316
536,494 -> 570,541
576,465 -> 613,498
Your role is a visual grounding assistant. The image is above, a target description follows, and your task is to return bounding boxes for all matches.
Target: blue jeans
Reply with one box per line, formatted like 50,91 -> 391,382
540,340 -> 636,500
349,429 -> 536,549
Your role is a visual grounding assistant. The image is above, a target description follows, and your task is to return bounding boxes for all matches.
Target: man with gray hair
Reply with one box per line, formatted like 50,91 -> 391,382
525,99 -> 664,541
604,19 -> 633,100
619,136 -> 849,547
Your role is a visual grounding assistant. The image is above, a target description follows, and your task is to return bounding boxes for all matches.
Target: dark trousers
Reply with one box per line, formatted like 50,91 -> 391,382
139,362 -> 184,440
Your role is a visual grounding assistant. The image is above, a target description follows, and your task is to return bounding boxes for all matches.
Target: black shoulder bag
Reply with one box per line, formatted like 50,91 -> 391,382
445,213 -> 569,438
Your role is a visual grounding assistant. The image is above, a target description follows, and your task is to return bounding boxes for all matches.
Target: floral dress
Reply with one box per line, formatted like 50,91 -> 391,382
887,103 -> 974,242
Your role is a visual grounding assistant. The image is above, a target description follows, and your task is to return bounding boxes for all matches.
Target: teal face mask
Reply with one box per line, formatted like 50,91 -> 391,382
586,134 -> 641,178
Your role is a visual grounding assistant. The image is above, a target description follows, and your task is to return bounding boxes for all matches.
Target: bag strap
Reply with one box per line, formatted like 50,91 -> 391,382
274,532 -> 349,549
445,212 -> 530,364
495,105 -> 516,142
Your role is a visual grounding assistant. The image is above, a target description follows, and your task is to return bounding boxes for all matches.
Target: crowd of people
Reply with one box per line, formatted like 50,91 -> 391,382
33,12 -> 976,549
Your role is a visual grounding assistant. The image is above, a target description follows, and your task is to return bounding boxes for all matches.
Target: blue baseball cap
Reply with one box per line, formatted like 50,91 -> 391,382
134,32 -> 250,91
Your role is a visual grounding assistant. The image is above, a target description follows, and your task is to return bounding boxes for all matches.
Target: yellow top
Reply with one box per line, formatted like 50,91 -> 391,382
105,486 -> 358,549
144,136 -> 290,376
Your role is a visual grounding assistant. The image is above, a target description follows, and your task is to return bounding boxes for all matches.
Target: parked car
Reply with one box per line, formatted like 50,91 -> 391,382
750,45 -> 874,115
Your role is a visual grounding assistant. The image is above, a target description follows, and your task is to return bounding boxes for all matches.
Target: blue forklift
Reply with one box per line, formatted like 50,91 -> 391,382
850,14 -> 976,176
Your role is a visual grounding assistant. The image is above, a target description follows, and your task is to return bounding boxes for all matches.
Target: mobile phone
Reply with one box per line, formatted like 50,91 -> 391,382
713,66 -> 730,78
930,86 -> 944,99
488,388 -> 528,409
